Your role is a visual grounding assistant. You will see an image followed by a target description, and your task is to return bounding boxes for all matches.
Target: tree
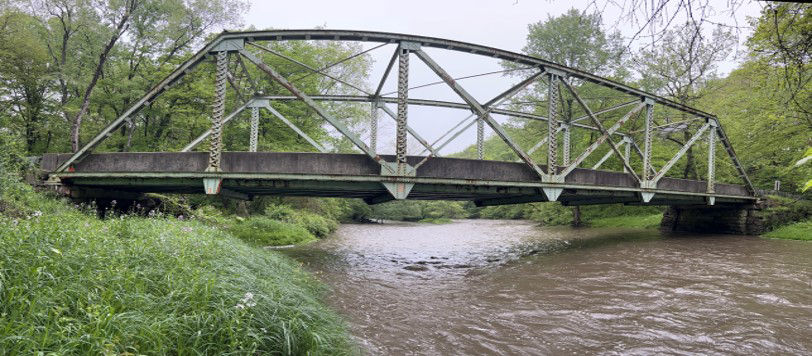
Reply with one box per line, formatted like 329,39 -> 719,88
0,10 -> 55,153
24,0 -> 248,152
636,22 -> 734,179
747,2 -> 811,120
523,8 -> 625,75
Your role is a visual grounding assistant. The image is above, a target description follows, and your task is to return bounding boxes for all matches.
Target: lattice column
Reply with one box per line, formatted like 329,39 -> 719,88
477,118 -> 484,160
370,102 -> 378,153
561,123 -> 571,166
249,106 -> 259,152
547,73 -> 559,175
207,51 -> 228,171
396,47 -> 409,170
643,100 -> 654,181
707,121 -> 717,194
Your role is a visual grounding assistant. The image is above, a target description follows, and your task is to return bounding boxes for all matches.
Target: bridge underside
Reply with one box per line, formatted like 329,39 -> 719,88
43,152 -> 754,206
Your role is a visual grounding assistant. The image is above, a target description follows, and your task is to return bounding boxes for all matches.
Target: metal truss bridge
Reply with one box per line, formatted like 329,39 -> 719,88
43,30 -> 757,207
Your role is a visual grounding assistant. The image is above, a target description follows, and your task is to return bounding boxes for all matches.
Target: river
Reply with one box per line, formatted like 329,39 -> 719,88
282,219 -> 811,355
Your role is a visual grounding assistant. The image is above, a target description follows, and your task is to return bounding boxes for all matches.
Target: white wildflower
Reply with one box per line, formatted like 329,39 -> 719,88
240,292 -> 257,308
32,211 -> 42,217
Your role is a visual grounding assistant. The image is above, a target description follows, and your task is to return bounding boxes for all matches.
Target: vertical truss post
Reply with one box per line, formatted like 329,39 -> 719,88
370,102 -> 378,153
249,106 -> 259,152
376,41 -> 420,201
641,98 -> 655,203
477,118 -> 484,160
623,136 -> 632,173
562,123 -> 571,166
395,45 -> 409,171
207,51 -> 228,172
547,72 -> 560,176
707,119 -> 717,196
203,50 -> 230,195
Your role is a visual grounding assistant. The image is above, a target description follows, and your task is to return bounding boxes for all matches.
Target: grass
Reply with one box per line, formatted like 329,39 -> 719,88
763,220 -> 812,241
0,183 -> 354,354
418,217 -> 453,224
587,213 -> 664,229
228,216 -> 318,246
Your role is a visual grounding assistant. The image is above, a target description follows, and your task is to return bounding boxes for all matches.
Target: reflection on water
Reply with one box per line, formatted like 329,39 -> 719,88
282,220 -> 812,355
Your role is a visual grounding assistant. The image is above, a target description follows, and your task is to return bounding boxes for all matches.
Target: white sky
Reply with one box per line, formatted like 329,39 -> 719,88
241,0 -> 763,155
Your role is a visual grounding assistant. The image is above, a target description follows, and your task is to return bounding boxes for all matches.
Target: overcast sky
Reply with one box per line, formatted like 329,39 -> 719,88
240,0 -> 763,155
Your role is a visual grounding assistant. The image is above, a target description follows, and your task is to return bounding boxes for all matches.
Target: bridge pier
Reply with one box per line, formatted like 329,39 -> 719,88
660,203 -> 765,235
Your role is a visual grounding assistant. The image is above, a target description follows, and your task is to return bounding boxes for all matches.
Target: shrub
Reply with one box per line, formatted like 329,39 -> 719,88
229,216 -> 316,246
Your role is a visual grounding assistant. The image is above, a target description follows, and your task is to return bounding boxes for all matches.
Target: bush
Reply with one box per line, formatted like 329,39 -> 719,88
0,187 -> 353,354
229,216 -> 316,246
264,204 -> 338,238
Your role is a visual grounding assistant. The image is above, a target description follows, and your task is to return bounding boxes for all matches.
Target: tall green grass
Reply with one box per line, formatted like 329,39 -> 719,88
0,184 -> 354,354
763,220 -> 812,241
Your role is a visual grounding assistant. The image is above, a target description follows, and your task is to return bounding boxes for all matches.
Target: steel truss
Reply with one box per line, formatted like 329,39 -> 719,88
53,29 -> 756,203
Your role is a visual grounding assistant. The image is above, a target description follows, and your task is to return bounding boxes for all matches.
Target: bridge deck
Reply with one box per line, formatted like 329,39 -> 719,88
43,152 -> 754,206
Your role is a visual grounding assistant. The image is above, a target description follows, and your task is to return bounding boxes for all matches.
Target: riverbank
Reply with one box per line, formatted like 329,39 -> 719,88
0,182 -> 354,353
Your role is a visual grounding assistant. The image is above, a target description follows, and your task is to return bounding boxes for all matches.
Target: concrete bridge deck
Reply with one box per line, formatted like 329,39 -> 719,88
43,152 -> 754,206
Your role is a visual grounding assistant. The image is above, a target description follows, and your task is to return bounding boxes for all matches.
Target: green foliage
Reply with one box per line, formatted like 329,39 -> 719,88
229,216 -> 317,247
477,202 -> 573,226
418,217 -> 453,224
521,8 -> 624,75
265,204 -> 338,238
757,195 -> 812,233
587,214 -> 663,229
747,3 -> 811,116
370,200 -> 468,221
0,183 -> 352,354
763,220 -> 812,241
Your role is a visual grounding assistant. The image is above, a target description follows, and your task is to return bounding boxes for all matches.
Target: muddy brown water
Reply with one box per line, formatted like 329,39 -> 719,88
282,219 -> 811,355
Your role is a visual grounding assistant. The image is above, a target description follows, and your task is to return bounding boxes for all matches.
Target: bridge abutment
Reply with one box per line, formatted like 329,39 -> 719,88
660,203 -> 765,235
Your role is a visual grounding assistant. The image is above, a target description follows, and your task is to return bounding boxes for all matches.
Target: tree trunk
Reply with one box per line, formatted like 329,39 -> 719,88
681,130 -> 699,179
70,2 -> 136,151
572,206 -> 582,227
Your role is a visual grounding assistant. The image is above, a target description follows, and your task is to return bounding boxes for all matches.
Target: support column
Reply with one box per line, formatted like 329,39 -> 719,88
249,106 -> 259,152
547,73 -> 559,176
642,99 -> 654,181
623,136 -> 631,173
561,123 -> 571,166
208,51 -> 228,171
707,119 -> 717,204
376,42 -> 417,201
204,50 -> 228,195
370,101 -> 378,154
641,98 -> 655,202
477,117 -> 484,160
396,46 -> 409,172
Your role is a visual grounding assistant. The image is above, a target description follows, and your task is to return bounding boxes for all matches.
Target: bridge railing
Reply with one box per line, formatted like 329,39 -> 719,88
51,30 -> 757,203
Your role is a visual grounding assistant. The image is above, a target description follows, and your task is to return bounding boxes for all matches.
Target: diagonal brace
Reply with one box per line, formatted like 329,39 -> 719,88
264,104 -> 328,153
652,122 -> 710,183
415,47 -> 545,178
560,102 -> 644,177
561,79 -> 640,182
377,103 -> 438,155
239,48 -> 391,172
182,101 -> 251,152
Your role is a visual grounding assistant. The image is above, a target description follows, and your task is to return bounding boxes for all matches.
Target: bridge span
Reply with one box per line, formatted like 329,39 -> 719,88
43,29 -> 758,207
43,152 -> 753,206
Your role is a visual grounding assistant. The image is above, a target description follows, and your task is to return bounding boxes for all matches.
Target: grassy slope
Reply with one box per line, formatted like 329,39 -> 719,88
0,185 -> 353,354
763,220 -> 812,241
